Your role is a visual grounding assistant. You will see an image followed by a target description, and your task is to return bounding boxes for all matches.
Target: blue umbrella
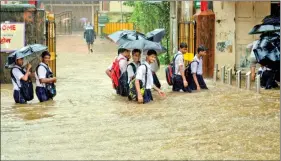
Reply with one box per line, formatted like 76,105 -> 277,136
5,44 -> 48,69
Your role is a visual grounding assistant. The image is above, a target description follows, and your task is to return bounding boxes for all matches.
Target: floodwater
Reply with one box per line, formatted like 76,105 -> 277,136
1,33 -> 280,160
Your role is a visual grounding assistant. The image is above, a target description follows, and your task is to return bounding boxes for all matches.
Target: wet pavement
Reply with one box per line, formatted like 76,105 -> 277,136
1,33 -> 280,160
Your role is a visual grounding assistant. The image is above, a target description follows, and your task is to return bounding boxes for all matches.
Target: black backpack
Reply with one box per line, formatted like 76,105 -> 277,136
10,67 -> 34,101
36,65 -> 56,99
165,54 -> 180,86
185,61 -> 199,80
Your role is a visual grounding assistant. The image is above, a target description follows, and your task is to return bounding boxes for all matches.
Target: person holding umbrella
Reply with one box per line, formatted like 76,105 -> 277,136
84,22 -> 96,54
10,54 -> 33,104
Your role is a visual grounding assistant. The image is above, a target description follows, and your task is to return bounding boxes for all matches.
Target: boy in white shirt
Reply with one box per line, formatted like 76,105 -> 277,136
35,51 -> 57,102
173,42 -> 192,93
10,53 -> 32,104
127,49 -> 141,83
188,45 -> 208,91
135,50 -> 165,104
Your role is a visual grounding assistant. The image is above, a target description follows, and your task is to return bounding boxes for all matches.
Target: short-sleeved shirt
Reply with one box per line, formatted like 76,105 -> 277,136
11,65 -> 26,91
108,54 -> 128,74
191,55 -> 203,75
35,62 -> 52,87
174,51 -> 184,75
127,61 -> 140,83
135,61 -> 154,89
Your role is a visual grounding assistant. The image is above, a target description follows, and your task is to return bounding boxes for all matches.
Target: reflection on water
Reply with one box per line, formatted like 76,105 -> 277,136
1,36 -> 280,160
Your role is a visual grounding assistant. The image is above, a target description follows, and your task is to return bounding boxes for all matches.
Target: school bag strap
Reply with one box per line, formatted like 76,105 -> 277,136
36,64 -> 51,79
142,64 -> 148,89
128,62 -> 137,74
10,67 -> 25,89
172,54 -> 180,75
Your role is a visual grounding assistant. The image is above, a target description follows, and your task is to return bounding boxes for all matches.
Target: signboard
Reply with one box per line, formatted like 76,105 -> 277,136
1,23 -> 25,52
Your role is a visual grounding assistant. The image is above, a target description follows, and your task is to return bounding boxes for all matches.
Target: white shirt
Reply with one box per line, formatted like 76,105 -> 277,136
108,54 -> 128,74
11,65 -> 26,90
35,62 -> 52,87
191,54 -> 203,75
174,51 -> 184,75
247,40 -> 259,58
127,61 -> 140,83
135,61 -> 154,89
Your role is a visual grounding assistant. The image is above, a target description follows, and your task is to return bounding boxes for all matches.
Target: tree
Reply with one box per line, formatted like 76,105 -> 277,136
124,1 -> 171,64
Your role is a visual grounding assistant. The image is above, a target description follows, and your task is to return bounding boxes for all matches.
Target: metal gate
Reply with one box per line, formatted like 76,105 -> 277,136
46,13 -> 57,76
55,11 -> 72,35
178,20 -> 196,64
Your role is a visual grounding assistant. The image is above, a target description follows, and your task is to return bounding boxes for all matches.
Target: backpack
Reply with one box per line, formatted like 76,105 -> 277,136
10,67 -> 34,101
128,64 -> 147,101
184,60 -> 199,80
36,64 -> 57,99
111,58 -> 126,89
165,54 -> 180,86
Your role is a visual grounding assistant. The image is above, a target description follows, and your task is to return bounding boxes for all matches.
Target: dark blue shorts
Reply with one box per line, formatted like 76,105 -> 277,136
172,75 -> 192,93
13,90 -> 26,104
143,89 -> 153,104
36,87 -> 50,102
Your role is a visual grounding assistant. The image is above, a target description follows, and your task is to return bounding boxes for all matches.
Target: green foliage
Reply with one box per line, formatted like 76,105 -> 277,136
124,1 -> 171,65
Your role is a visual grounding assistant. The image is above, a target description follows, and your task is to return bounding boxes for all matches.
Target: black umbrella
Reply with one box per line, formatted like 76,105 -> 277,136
146,28 -> 165,43
5,44 -> 48,69
249,24 -> 280,35
108,30 -> 146,45
253,32 -> 280,70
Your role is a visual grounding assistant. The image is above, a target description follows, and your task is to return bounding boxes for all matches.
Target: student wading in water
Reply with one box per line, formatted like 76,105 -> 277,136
135,50 -> 165,104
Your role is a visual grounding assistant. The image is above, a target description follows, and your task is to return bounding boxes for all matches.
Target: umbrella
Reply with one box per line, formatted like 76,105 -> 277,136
249,24 -> 280,34
119,39 -> 167,54
5,44 -> 48,69
262,15 -> 280,25
80,17 -> 88,22
253,32 -> 280,70
108,30 -> 146,44
146,28 -> 165,43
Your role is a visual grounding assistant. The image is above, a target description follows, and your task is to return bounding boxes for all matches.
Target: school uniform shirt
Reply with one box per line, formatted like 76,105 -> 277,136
191,54 -> 203,75
108,54 -> 128,74
127,62 -> 140,83
11,65 -> 26,91
35,62 -> 52,87
174,51 -> 184,75
135,61 -> 154,89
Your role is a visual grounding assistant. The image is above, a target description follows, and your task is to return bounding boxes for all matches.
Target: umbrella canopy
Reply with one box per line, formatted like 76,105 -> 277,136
119,39 -> 167,54
108,30 -> 146,44
253,32 -> 280,70
5,44 -> 48,69
146,28 -> 165,43
249,24 -> 280,35
80,17 -> 88,22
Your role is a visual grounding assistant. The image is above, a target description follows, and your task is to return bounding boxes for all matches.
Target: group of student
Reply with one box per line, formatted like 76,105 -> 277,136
105,42 -> 208,104
10,51 -> 57,104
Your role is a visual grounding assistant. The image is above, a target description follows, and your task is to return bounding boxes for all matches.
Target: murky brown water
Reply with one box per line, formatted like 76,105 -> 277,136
1,33 -> 280,160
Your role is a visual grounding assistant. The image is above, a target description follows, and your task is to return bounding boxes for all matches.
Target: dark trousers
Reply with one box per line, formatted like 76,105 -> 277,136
260,70 -> 279,89
116,72 -> 129,97
13,90 -> 26,104
188,74 -> 208,90
172,75 -> 192,93
36,87 -> 50,102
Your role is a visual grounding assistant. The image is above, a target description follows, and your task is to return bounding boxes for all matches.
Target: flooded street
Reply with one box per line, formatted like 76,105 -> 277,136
1,33 -> 280,160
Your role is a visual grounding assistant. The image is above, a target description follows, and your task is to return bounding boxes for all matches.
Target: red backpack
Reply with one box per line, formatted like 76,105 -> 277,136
111,58 -> 126,89
165,54 -> 179,86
